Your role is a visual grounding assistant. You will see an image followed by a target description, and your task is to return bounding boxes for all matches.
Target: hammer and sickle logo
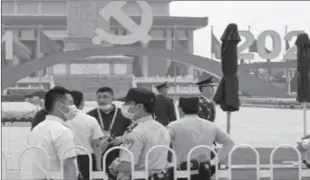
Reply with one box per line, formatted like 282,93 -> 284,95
92,1 -> 153,45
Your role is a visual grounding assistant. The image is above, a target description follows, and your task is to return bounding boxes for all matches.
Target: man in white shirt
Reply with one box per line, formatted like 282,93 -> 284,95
28,86 -> 78,180
66,90 -> 104,180
167,97 -> 235,180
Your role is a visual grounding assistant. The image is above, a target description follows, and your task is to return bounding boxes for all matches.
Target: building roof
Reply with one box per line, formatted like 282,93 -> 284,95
2,15 -> 67,30
110,16 -> 208,29
2,15 -> 208,31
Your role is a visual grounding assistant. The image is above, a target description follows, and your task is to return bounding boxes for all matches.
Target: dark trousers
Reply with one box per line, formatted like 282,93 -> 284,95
77,154 -> 96,180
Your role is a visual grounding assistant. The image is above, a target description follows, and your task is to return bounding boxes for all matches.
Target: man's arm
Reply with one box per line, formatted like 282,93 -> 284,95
212,125 -> 235,164
117,132 -> 144,177
167,99 -> 177,122
55,129 -> 78,180
90,117 -> 105,170
63,157 -> 78,180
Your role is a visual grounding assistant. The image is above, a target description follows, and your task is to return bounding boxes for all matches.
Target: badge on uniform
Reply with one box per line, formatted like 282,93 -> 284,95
126,123 -> 138,133
122,139 -> 134,149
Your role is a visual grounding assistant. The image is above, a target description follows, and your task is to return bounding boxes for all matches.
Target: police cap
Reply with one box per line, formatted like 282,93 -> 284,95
195,77 -> 216,87
123,87 -> 156,105
178,97 -> 199,112
155,82 -> 168,90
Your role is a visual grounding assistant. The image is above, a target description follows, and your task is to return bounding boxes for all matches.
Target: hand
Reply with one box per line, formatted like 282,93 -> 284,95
111,136 -> 123,146
302,135 -> 310,140
297,141 -> 308,152
101,139 -> 110,152
209,159 -> 216,166
108,158 -> 120,176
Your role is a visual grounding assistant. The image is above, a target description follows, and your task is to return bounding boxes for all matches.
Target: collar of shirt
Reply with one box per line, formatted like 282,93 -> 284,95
100,104 -> 116,115
182,114 -> 199,120
134,115 -> 153,124
46,115 -> 66,125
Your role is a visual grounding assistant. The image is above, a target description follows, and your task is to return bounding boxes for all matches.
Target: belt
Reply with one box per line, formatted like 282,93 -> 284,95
179,160 -> 214,175
179,159 -> 200,175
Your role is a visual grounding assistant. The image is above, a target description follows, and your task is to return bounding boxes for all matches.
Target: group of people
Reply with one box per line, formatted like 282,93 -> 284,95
26,76 -> 235,180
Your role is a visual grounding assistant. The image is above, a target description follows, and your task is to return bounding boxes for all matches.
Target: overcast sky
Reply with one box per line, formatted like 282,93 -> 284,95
170,1 -> 310,61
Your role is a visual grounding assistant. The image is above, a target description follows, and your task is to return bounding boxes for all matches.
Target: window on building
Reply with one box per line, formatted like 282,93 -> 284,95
2,1 -> 15,14
53,64 -> 66,74
17,1 -> 39,14
114,64 -> 127,74
150,29 -> 164,40
41,1 -> 67,15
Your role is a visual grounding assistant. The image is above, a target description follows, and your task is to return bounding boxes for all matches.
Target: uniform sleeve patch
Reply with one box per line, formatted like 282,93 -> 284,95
122,139 -> 134,149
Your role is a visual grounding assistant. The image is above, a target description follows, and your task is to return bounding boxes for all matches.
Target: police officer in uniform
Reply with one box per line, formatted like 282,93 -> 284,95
195,77 -> 217,122
154,82 -> 176,126
167,97 -> 235,180
109,88 -> 171,180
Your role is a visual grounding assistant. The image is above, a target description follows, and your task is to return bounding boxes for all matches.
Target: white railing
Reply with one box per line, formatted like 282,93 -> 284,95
135,75 -> 198,83
3,144 -> 310,180
152,85 -> 200,94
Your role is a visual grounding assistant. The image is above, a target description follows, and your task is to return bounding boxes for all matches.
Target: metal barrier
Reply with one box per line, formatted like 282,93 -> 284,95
187,145 -> 219,180
270,144 -> 302,180
2,151 -> 8,180
145,145 -> 177,180
227,144 -> 260,180
18,146 -> 51,180
6,144 -> 310,179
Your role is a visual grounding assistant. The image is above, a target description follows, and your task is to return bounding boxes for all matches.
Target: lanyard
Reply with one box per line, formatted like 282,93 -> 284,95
97,107 -> 118,132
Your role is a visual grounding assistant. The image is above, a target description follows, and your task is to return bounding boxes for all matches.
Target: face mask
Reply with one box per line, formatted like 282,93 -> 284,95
121,105 -> 135,119
58,103 -> 77,120
99,104 -> 112,111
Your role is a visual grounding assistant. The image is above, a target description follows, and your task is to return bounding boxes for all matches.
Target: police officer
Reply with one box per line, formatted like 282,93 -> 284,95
167,97 -> 235,180
109,88 -> 171,180
154,82 -> 176,126
153,82 -> 176,164
195,77 -> 217,122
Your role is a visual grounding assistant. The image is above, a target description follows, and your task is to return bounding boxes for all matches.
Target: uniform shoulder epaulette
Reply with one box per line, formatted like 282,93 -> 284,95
126,123 -> 138,133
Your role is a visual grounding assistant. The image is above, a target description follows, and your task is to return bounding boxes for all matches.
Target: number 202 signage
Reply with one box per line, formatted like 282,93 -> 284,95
238,30 -> 304,60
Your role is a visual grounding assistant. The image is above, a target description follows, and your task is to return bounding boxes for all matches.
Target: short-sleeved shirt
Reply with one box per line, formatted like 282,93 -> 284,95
167,115 -> 230,165
119,116 -> 171,171
28,115 -> 77,179
66,110 -> 104,155
87,105 -> 131,137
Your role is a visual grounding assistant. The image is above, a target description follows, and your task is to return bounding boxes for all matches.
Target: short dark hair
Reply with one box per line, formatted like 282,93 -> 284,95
179,106 -> 199,114
96,87 -> 114,95
70,90 -> 84,107
45,86 -> 70,112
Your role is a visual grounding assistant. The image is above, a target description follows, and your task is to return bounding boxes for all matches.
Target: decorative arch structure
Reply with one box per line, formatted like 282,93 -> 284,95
2,47 -> 289,97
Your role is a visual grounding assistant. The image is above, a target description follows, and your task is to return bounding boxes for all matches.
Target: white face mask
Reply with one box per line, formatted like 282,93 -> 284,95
99,104 -> 113,111
58,104 -> 77,121
121,105 -> 135,119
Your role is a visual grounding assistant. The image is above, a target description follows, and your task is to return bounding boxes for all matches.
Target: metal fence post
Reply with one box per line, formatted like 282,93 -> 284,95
18,146 -> 50,180
145,145 -> 178,180
228,144 -> 260,180
270,144 -> 302,180
187,145 -> 219,180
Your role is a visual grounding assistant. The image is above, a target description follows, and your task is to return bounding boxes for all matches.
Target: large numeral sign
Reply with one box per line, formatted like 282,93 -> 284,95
283,30 -> 304,60
2,31 -> 13,60
238,30 -> 304,60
